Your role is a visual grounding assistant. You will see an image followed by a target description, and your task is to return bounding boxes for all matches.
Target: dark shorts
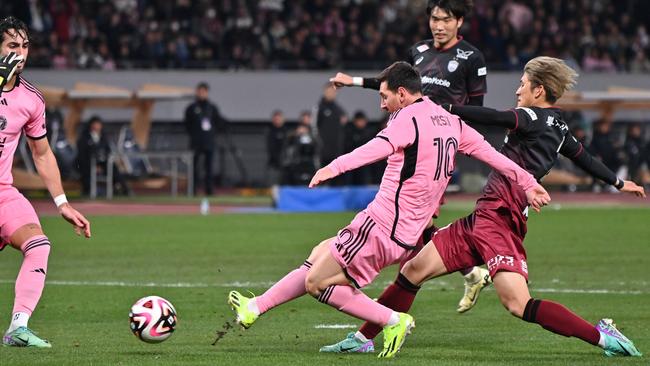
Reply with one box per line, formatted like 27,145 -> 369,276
433,207 -> 529,280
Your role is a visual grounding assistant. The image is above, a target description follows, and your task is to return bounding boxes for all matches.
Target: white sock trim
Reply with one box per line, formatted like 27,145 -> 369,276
354,331 -> 370,343
386,312 -> 400,326
598,331 -> 606,348
7,312 -> 29,334
248,298 -> 260,316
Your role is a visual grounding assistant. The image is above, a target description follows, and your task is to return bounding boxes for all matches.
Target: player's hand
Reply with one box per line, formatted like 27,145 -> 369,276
0,52 -> 23,92
59,203 -> 92,238
329,72 -> 353,88
309,166 -> 337,188
619,180 -> 646,198
525,184 -> 551,212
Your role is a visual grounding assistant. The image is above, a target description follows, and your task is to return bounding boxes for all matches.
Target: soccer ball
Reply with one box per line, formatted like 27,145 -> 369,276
129,296 -> 177,343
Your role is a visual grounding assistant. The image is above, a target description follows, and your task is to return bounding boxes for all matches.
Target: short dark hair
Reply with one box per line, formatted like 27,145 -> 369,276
426,0 -> 473,18
377,61 -> 422,94
0,16 -> 29,44
353,111 -> 367,120
88,115 -> 103,124
197,82 -> 209,90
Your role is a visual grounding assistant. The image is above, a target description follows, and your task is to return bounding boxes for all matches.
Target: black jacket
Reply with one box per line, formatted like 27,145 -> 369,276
184,100 -> 225,150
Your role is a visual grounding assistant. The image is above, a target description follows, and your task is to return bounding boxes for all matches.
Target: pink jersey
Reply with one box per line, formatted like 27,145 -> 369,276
0,76 -> 47,186
328,96 -> 537,248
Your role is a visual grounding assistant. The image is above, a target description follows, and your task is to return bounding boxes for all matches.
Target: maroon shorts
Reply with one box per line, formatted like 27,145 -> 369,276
433,207 -> 529,280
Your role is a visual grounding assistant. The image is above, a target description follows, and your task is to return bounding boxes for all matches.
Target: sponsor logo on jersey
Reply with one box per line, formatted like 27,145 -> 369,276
0,115 -> 6,131
415,56 -> 424,65
416,44 -> 429,53
447,60 -> 459,72
421,76 -> 450,88
477,67 -> 487,76
516,107 -> 538,121
456,48 -> 474,60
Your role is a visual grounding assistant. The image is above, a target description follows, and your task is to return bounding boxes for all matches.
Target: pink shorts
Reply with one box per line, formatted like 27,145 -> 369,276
0,185 -> 40,250
329,211 -> 412,288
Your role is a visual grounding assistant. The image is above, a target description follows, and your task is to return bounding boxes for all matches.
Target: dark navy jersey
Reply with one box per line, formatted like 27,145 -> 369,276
407,38 -> 487,105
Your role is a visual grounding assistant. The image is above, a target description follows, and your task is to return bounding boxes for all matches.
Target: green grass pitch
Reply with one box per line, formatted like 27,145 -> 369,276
0,207 -> 648,365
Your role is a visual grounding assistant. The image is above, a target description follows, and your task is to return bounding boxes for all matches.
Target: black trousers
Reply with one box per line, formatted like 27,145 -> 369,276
193,148 -> 214,195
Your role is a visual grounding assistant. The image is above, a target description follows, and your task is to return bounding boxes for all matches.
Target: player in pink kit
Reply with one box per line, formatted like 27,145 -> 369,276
228,61 -> 550,358
0,16 -> 91,348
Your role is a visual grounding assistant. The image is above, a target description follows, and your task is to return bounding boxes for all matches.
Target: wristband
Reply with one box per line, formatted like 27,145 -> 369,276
352,77 -> 363,87
54,194 -> 68,207
614,179 -> 624,190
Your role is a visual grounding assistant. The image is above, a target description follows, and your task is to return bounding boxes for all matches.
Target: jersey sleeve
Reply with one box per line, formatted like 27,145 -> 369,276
559,132 -> 618,185
458,120 -> 538,192
23,98 -> 47,139
376,112 -> 417,151
328,137 -> 394,175
466,51 -> 487,97
511,107 -> 546,134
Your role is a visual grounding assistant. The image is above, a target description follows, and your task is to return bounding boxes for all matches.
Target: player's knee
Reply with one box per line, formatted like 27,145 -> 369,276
401,257 -> 427,285
304,275 -> 324,297
499,296 -> 526,318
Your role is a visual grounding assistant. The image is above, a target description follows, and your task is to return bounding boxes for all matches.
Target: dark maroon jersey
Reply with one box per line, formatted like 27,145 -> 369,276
477,107 -> 583,235
407,38 -> 487,105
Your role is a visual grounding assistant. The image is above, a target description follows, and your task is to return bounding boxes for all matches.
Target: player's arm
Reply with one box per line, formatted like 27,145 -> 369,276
329,72 -> 380,90
466,95 -> 484,106
310,115 -> 414,187
560,134 -> 646,197
457,120 -> 551,211
309,137 -> 393,187
442,104 -> 517,129
28,137 -> 92,237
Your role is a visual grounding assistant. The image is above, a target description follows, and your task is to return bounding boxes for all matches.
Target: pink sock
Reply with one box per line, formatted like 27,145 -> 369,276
255,260 -> 311,314
13,236 -> 50,315
318,285 -> 393,326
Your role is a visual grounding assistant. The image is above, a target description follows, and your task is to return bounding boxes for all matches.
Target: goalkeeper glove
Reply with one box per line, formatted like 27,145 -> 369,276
0,52 -> 22,95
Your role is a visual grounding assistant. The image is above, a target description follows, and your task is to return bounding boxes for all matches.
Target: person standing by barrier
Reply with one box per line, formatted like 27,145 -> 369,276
184,82 -> 226,196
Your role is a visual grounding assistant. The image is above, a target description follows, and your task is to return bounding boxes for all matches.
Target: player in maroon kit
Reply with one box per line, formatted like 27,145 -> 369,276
382,56 -> 644,357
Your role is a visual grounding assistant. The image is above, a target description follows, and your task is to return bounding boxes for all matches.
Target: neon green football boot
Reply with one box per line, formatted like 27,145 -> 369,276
227,290 -> 258,329
3,327 -> 51,348
378,313 -> 415,358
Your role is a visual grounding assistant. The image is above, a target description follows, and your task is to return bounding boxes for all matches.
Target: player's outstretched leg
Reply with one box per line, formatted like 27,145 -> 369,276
596,318 -> 643,357
319,332 -> 375,353
320,272 -> 421,353
378,313 -> 415,358
457,266 -> 492,313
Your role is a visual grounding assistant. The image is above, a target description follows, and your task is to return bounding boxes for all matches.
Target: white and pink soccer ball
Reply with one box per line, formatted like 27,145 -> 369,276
129,296 -> 177,343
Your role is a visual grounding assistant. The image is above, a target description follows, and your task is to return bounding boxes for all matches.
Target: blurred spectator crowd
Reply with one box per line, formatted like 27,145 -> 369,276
1,0 -> 649,72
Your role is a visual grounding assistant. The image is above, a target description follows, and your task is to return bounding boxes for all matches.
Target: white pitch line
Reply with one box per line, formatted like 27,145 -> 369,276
314,324 -> 357,329
0,279 -> 646,295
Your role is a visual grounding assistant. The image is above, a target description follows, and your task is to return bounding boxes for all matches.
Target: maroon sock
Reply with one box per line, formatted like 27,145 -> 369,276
359,273 -> 420,340
522,298 -> 599,345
